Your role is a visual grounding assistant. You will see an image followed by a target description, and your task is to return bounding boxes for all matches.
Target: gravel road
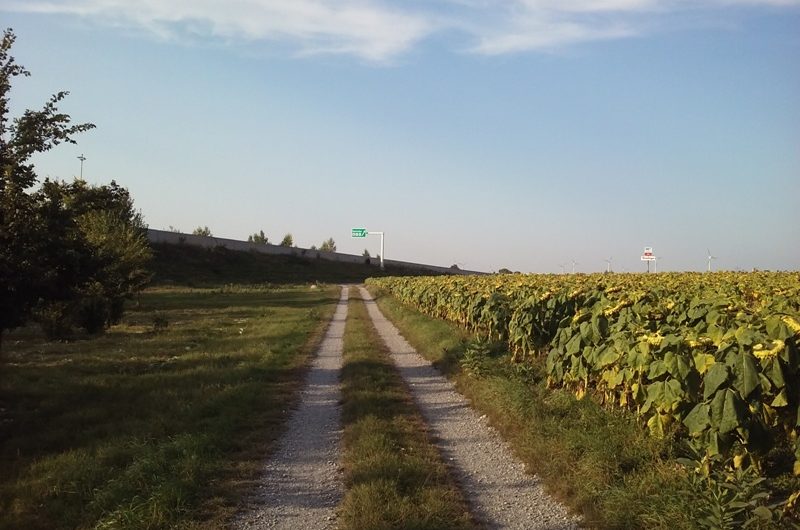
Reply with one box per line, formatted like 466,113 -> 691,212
232,286 -> 348,530
359,286 -> 581,530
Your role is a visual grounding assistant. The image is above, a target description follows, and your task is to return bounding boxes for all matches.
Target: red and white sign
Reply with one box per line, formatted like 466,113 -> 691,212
641,247 -> 656,261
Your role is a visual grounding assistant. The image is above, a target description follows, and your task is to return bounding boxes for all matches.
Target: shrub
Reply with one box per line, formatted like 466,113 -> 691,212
34,302 -> 75,341
74,282 -> 111,334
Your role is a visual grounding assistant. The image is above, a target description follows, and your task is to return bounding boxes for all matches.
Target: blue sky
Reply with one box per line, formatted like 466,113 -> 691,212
3,1 -> 799,273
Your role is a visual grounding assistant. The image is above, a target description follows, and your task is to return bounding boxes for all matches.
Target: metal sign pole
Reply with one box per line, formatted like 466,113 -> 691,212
369,231 -> 384,270
352,228 -> 385,270
641,246 -> 655,273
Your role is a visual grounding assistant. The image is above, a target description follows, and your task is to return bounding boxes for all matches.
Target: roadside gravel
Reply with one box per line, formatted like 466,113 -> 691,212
232,286 -> 348,530
359,286 -> 581,530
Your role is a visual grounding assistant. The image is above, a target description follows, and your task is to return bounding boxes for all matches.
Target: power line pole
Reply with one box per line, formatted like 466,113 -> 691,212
77,154 -> 86,179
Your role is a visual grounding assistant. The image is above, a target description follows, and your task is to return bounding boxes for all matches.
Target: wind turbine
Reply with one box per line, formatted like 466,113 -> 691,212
571,259 -> 578,274
558,263 -> 566,274
707,249 -> 717,272
605,257 -> 613,273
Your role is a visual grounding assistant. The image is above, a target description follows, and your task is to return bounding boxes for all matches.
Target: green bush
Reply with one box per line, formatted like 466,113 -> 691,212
74,282 -> 111,334
34,302 -> 75,341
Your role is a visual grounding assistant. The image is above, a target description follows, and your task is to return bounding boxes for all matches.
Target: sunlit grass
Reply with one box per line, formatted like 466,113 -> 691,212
0,285 -> 338,530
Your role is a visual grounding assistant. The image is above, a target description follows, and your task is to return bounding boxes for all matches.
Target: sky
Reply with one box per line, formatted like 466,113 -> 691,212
2,0 -> 799,273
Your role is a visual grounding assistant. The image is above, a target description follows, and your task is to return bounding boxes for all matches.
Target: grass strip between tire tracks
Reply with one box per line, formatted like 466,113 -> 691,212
337,288 -> 479,530
368,287 -> 698,529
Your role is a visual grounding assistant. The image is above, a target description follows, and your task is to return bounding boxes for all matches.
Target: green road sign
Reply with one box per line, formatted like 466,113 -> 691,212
351,228 -> 367,238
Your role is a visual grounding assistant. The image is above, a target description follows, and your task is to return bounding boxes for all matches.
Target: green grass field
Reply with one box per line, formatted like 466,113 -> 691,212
0,285 -> 339,529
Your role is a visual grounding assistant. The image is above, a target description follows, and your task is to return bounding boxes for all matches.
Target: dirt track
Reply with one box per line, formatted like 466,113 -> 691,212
233,285 -> 579,529
359,286 -> 580,530
232,286 -> 348,529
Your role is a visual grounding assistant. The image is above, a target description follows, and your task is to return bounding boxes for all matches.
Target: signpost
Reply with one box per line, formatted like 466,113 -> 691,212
352,227 -> 384,270
641,246 -> 656,273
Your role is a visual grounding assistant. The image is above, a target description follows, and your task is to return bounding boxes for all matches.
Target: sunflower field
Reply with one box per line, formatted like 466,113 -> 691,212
366,272 -> 800,473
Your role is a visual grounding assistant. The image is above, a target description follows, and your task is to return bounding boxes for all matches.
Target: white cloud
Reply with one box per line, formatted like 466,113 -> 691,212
470,20 -> 637,55
4,0 -> 435,61
517,0 -> 659,12
4,0 -> 800,60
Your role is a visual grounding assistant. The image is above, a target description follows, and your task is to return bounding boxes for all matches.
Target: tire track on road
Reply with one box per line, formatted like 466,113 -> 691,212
233,286 -> 348,530
359,286 -> 581,530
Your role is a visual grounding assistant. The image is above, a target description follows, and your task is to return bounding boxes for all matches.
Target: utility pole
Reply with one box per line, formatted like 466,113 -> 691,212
77,154 -> 86,179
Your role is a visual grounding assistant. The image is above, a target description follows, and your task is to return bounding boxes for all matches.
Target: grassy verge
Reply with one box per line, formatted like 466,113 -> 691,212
338,289 -> 478,530
0,285 -> 339,530
150,242 -> 439,286
369,288 -> 693,529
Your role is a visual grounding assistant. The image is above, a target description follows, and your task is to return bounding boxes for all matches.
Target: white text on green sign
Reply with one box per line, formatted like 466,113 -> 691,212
351,228 -> 367,238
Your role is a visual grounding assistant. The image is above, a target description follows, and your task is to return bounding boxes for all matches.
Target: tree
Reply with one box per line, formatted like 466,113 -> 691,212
76,210 -> 151,328
319,237 -> 336,252
192,226 -> 212,237
30,178 -> 151,337
65,179 -> 152,326
362,248 -> 371,257
1,30 -> 149,345
248,230 -> 268,244
24,181 -> 95,339
1,28 -> 95,349
280,233 -> 293,247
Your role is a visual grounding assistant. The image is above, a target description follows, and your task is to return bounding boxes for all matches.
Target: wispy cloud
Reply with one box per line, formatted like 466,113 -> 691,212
460,0 -> 800,54
4,0 -> 800,60
4,0 -> 435,61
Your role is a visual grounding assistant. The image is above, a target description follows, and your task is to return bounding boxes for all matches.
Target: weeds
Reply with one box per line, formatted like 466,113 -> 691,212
459,339 -> 492,378
678,444 -> 791,529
